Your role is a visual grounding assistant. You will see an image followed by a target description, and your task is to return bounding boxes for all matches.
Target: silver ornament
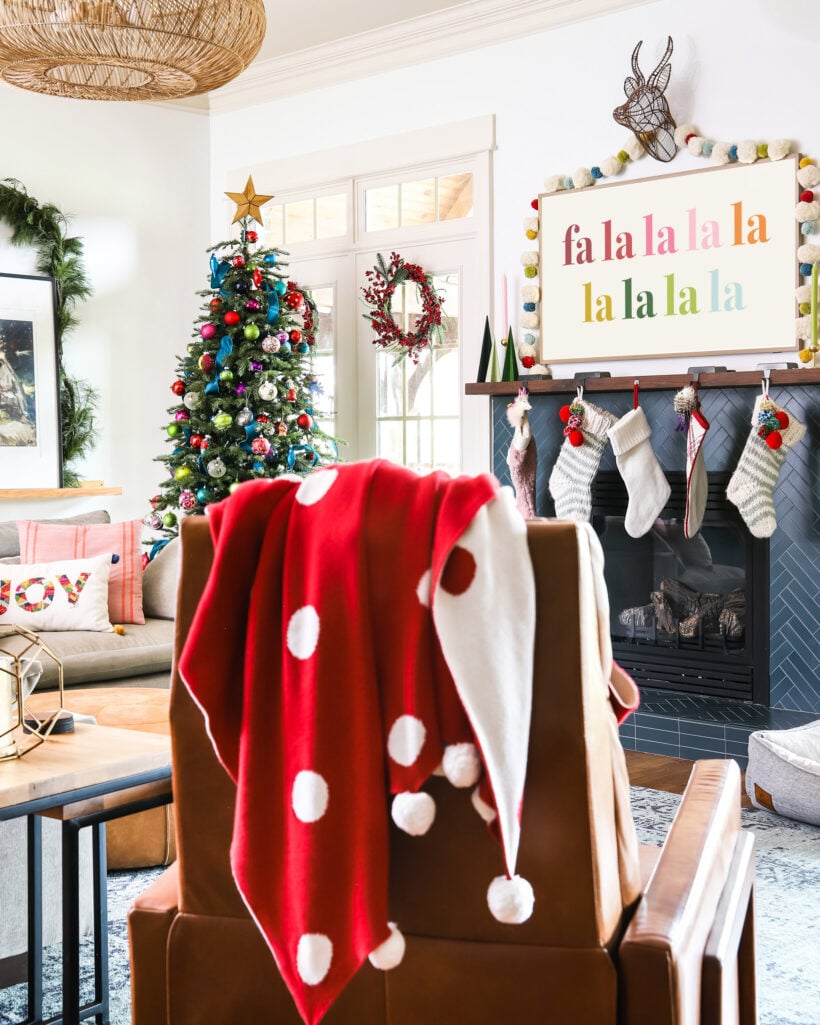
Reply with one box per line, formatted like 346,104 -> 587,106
183,391 -> 202,409
235,407 -> 254,427
207,457 -> 227,478
258,380 -> 278,401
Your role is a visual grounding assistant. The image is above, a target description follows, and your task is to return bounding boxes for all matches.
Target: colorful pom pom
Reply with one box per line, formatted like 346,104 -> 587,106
591,166 -> 603,179
800,302 -> 812,315
568,429 -> 584,447
702,141 -> 714,156
684,133 -> 696,145
617,150 -> 630,163
801,190 -> 815,203
801,222 -> 815,235
800,262 -> 814,277
525,229 -> 538,240
728,145 -> 738,161
530,198 -> 539,210
524,266 -> 537,278
559,404 -> 571,424
523,302 -> 536,312
800,157 -> 815,168
521,355 -> 535,369
563,176 -> 574,190
757,143 -> 768,159
765,430 -> 783,450
775,411 -> 790,429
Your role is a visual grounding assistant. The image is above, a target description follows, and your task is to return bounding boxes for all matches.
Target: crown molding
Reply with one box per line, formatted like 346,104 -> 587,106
208,0 -> 655,115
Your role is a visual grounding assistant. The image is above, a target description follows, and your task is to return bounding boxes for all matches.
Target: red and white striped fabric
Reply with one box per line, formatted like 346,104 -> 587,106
179,461 -> 536,1025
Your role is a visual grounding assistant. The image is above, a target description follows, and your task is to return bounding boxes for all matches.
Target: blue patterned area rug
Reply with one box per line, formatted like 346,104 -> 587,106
0,790 -> 817,1025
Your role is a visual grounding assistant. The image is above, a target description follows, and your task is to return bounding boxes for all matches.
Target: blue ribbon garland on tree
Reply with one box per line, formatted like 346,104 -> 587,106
209,255 -> 230,289
287,444 -> 318,469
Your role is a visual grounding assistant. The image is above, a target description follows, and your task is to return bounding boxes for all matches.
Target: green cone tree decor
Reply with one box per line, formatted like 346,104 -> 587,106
147,185 -> 338,542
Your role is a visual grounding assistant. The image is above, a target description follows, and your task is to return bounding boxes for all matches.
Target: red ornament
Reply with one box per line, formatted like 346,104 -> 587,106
244,230 -> 258,243
521,355 -> 535,369
232,255 -> 246,268
559,404 -> 572,423
257,414 -> 269,424
801,190 -> 814,203
530,198 -> 539,210
286,388 -> 297,402
252,268 -> 263,288
297,412 -> 313,430
189,434 -> 202,449
765,430 -> 783,449
201,438 -> 210,450
568,429 -> 584,447
224,310 -> 240,326
150,494 -> 162,508
209,298 -> 222,310
284,291 -> 304,310
171,379 -> 185,396
775,410 -> 790,429
289,329 -> 302,343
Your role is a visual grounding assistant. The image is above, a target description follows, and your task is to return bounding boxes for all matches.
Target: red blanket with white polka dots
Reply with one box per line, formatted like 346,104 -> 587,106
179,461 -> 536,1025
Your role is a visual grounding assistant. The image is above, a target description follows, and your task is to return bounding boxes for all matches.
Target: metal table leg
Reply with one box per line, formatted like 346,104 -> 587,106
25,815 -> 43,1025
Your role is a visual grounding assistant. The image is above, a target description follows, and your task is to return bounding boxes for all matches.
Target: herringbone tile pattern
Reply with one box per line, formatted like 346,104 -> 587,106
491,382 -> 819,716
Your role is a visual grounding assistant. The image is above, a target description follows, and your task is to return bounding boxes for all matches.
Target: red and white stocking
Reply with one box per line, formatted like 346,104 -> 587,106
674,386 -> 710,539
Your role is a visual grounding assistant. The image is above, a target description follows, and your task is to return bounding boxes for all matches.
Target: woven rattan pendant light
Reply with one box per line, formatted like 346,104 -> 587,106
0,0 -> 266,101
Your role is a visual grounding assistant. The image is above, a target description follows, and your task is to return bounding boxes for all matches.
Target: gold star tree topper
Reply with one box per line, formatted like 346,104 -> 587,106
225,176 -> 274,225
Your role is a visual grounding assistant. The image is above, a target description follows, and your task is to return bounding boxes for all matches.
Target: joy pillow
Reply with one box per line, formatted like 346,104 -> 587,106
0,553 -> 113,632
18,519 -> 145,625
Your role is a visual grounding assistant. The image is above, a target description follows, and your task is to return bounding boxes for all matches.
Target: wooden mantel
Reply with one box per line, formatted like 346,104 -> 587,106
0,481 -> 122,501
465,367 -> 820,396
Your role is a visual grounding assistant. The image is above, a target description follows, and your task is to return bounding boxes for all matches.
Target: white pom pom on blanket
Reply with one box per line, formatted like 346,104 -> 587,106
391,791 -> 436,835
471,786 -> 497,823
487,875 -> 535,924
442,742 -> 482,788
368,923 -> 406,970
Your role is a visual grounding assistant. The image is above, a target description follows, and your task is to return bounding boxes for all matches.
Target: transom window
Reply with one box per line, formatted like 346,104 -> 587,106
364,172 -> 473,233
265,193 -> 347,247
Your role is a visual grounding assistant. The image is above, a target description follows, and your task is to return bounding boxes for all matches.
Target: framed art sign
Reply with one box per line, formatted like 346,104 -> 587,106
538,156 -> 799,362
0,273 -> 61,488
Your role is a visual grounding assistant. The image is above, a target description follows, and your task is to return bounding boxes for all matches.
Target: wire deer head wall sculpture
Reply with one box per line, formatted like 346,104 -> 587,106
613,36 -> 677,163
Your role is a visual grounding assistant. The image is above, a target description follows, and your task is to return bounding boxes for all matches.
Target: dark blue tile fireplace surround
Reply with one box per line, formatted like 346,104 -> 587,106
479,369 -> 819,767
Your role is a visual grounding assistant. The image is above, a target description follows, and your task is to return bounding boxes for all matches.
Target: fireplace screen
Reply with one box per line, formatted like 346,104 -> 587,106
592,472 -> 769,703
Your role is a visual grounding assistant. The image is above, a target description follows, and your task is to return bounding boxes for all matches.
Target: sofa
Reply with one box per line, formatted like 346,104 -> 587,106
0,510 -> 179,982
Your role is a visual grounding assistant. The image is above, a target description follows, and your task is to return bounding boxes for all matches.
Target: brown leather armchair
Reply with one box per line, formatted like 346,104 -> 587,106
129,516 -> 756,1025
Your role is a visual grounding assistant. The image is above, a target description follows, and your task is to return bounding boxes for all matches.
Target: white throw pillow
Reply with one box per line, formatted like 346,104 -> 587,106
0,554 -> 113,632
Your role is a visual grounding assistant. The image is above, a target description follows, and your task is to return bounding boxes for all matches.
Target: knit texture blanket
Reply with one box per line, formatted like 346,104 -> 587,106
179,461 -> 536,1025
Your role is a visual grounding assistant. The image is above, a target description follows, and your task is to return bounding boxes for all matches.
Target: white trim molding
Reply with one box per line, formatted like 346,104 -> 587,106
209,0 -> 655,114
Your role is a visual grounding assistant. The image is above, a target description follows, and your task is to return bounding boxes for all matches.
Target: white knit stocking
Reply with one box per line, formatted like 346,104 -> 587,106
548,400 -> 616,522
607,407 -> 671,538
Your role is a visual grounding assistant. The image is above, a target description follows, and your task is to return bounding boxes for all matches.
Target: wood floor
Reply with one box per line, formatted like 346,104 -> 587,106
625,750 -> 752,808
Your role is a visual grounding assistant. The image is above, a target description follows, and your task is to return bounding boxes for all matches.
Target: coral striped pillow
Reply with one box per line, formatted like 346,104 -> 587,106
18,519 -> 145,624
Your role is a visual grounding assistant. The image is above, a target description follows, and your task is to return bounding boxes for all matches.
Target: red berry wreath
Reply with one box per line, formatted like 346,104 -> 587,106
361,251 -> 446,363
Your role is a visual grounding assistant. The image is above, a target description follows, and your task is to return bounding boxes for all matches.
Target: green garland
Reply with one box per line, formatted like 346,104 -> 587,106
0,178 -> 95,486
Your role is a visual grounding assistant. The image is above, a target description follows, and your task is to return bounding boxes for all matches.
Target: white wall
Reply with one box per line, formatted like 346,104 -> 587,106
0,85 -> 210,524
210,0 -> 818,468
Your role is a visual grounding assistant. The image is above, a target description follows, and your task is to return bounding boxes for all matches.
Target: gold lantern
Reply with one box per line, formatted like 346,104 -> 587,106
0,624 -> 65,760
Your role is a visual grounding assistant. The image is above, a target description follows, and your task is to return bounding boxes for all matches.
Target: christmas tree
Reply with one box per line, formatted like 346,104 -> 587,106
146,178 -> 338,541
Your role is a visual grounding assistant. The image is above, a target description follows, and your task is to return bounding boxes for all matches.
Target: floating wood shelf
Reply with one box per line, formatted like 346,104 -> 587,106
0,482 -> 122,500
465,367 -> 820,396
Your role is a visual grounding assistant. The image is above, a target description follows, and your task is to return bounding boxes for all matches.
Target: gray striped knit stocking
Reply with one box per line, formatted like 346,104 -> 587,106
549,400 -> 616,521
726,395 -> 806,538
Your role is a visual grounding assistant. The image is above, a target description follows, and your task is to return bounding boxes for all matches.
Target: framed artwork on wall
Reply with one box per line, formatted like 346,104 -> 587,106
0,273 -> 61,488
538,156 -> 799,363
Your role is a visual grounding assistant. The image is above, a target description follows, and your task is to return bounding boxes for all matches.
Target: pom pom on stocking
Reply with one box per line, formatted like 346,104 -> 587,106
368,923 -> 406,970
442,742 -> 482,788
487,875 -> 535,924
548,400 -> 616,521
391,791 -> 436,836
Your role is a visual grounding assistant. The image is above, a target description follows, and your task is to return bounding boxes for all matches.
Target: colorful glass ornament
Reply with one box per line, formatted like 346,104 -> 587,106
245,299 -> 261,311
219,369 -> 234,382
183,391 -> 202,409
297,412 -> 313,430
198,353 -> 215,371
234,280 -> 250,294
210,297 -> 222,311
257,414 -> 269,424
279,341 -> 292,355
212,411 -> 233,430
296,341 -> 310,354
274,280 -> 287,295
232,255 -> 246,268
171,379 -> 185,396
196,488 -> 209,503
207,457 -> 226,478
236,407 -> 254,427
167,423 -> 181,437
179,490 -> 197,511
258,381 -> 278,401
244,324 -> 260,340
251,360 -> 263,372
224,311 -> 240,326
289,329 -> 302,343
175,409 -> 190,421
286,388 -> 297,401
236,383 -> 247,395
262,337 -> 280,353
276,330 -> 288,343
252,268 -> 263,288
263,253 -> 278,265
251,437 -> 270,455
174,466 -> 191,480
200,323 -> 216,339
242,229 -> 258,243
189,434 -> 202,448
162,511 -> 178,528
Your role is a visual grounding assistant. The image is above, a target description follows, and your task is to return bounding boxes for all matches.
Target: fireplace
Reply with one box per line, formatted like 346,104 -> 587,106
591,472 -> 769,703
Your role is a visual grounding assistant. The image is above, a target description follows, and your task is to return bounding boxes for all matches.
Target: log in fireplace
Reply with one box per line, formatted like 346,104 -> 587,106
592,471 -> 770,703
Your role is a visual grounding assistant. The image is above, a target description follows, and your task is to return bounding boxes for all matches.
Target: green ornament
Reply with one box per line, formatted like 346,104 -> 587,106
167,423 -> 181,437
212,411 -> 233,430
219,369 -> 234,382
244,324 -> 260,341
229,481 -> 242,494
162,511 -> 177,527
174,466 -> 191,480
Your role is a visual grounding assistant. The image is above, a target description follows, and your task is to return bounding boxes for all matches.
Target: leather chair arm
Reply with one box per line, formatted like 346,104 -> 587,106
128,862 -> 180,1025
618,759 -> 743,1025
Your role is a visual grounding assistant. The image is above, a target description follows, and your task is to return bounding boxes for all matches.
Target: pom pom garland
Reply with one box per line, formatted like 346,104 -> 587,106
572,167 -> 594,189
768,139 -> 792,161
543,175 -> 563,193
674,123 -> 698,147
600,156 -> 622,177
797,243 -> 820,265
391,791 -> 436,836
797,164 -> 820,188
711,141 -> 732,165
368,923 -> 406,970
687,136 -> 705,156
799,263 -> 814,278
487,875 -> 535,924
737,140 -> 759,164
520,312 -> 539,329
520,251 -> 539,267
801,190 -> 815,203
521,285 -> 540,303
624,135 -> 646,160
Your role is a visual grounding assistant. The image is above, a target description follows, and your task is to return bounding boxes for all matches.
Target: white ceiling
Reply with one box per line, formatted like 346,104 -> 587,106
256,0 -> 468,62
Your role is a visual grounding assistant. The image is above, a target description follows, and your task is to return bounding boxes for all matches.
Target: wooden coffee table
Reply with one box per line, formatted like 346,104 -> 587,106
0,722 -> 172,1025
